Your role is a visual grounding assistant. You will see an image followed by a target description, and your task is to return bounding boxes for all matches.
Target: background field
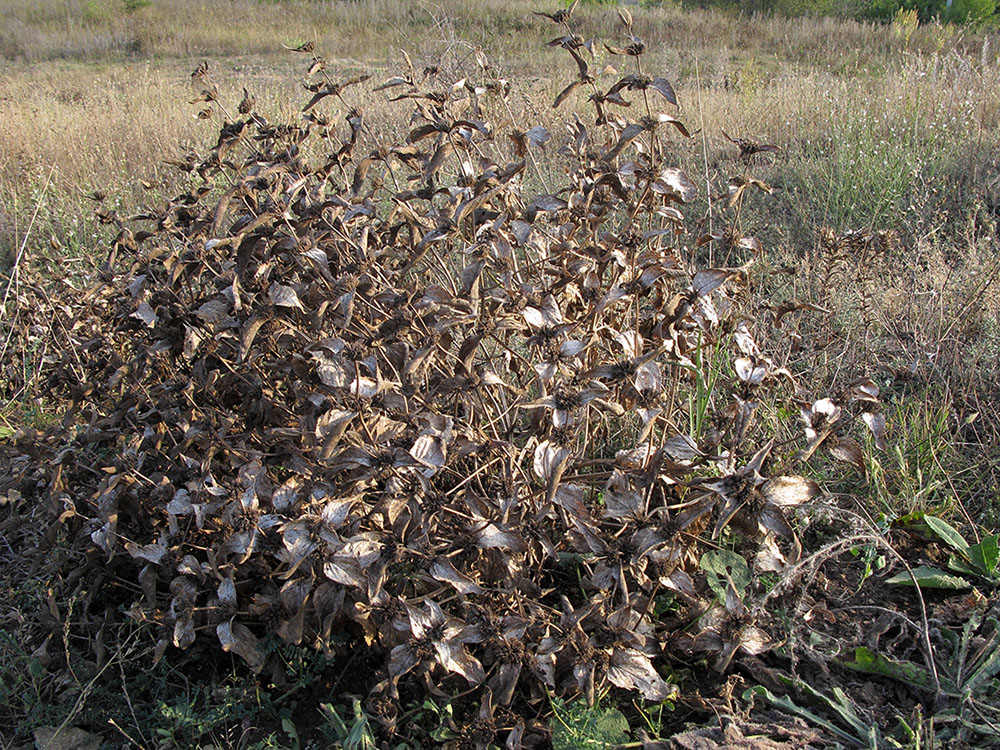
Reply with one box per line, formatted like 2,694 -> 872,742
1,1 -> 999,747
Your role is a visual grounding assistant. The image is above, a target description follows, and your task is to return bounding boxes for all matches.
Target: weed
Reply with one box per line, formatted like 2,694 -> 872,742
745,677 -> 894,748
0,1 -> 997,747
839,601 -> 1000,746
886,514 -> 1000,587
319,699 -> 377,750
550,694 -> 630,749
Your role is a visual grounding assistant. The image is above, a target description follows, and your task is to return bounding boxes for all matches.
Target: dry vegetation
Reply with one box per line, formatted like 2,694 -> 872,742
1,1 -> 999,748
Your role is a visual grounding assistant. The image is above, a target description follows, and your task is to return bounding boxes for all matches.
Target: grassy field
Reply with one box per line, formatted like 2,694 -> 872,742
2,0 -> 998,249
1,1 -> 999,747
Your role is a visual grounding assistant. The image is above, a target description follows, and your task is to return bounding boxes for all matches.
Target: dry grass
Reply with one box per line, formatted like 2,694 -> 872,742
0,0 -> 990,65
2,2 -> 997,248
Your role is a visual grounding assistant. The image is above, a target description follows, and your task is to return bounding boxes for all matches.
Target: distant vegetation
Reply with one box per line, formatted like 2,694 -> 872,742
670,0 -> 997,25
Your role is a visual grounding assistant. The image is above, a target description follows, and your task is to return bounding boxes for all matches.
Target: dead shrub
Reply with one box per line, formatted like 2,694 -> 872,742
0,5 -> 890,744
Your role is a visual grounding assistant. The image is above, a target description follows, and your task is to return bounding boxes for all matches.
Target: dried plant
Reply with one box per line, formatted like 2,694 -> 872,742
0,5 -> 889,744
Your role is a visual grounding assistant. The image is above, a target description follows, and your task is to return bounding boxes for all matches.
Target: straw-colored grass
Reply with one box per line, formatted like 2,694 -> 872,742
1,1 -> 996,238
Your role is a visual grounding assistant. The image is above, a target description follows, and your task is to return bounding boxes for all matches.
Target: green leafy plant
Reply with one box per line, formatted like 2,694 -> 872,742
849,513 -> 889,588
744,677 -> 897,749
839,606 -> 1000,745
551,695 -> 630,750
887,515 -> 999,588
0,629 -> 60,732
700,549 -> 751,601
319,699 -> 377,750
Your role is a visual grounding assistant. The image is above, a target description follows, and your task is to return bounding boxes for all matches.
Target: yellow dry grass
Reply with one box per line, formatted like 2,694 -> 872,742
0,2 -> 994,182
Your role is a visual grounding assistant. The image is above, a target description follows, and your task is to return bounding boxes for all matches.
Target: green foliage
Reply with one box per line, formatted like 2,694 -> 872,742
679,0 -> 996,22
968,534 -> 1000,575
866,401 -> 957,516
551,696 -> 631,749
838,607 -> 1000,745
840,646 -> 934,688
81,0 -> 113,23
155,690 -> 243,746
771,0 -> 842,16
679,0 -> 846,16
686,334 -> 727,441
948,0 -> 999,24
700,549 -> 751,601
808,116 -> 931,229
865,0 -> 997,23
849,539 -> 887,590
887,515 -> 1000,587
319,700 -> 377,750
745,679 -> 895,749
936,613 -> 1000,702
885,564 -> 972,589
0,629 -> 63,732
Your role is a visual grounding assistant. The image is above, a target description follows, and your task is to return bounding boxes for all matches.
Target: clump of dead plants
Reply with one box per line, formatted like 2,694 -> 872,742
1,4 -> 891,746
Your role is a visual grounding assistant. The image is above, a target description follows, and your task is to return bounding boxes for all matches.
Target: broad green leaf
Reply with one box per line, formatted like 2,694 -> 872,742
839,646 -> 933,689
967,535 -> 1000,577
319,704 -> 349,736
700,550 -> 750,601
345,698 -> 376,750
784,675 -> 873,740
924,516 -> 969,553
886,565 -> 971,590
947,554 -> 980,576
281,718 -> 301,750
829,686 -> 884,748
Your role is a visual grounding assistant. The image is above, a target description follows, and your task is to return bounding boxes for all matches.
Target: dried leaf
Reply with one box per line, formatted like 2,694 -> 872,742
531,194 -> 568,212
430,558 -> 483,595
652,167 -> 696,203
862,411 -> 887,451
604,122 -> 645,160
650,77 -> 677,106
734,357 -> 767,385
761,476 -> 821,506
607,648 -> 675,701
269,282 -> 305,311
828,435 -> 866,473
692,269 -> 733,297
217,620 -> 265,671
131,302 -> 157,328
410,434 -> 446,472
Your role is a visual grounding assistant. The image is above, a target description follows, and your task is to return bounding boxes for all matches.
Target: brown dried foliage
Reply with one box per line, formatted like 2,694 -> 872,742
0,7 -> 889,744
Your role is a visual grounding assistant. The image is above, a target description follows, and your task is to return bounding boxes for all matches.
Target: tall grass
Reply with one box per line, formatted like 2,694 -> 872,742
0,0 -> 994,64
